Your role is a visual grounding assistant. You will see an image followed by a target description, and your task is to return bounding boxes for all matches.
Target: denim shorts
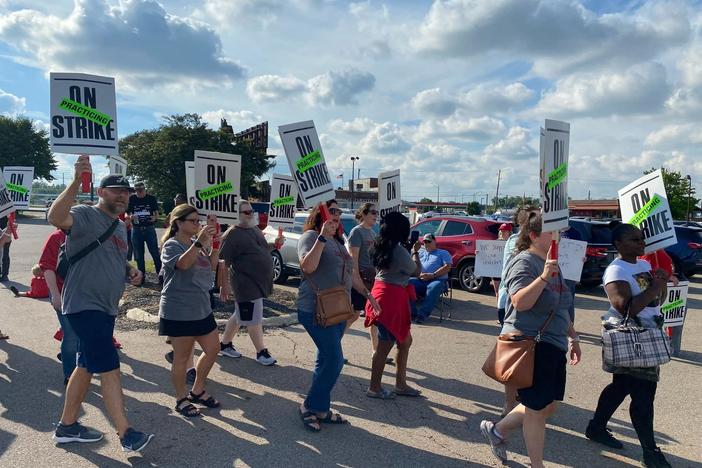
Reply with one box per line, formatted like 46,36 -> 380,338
66,310 -> 119,374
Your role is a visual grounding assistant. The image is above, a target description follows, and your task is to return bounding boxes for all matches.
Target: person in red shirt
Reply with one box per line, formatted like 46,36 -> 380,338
9,265 -> 49,298
639,249 -> 678,286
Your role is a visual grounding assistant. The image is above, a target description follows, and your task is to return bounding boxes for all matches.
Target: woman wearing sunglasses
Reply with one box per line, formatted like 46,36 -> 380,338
297,199 -> 381,432
159,204 -> 222,417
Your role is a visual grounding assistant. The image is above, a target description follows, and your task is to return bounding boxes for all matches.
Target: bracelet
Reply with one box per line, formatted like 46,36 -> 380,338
538,275 -> 548,283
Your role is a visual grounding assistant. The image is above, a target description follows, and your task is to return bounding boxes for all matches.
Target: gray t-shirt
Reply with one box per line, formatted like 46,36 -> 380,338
62,205 -> 128,316
348,225 -> 376,273
219,226 -> 273,302
501,250 -> 572,351
375,244 -> 417,286
296,230 -> 353,314
159,238 -> 212,321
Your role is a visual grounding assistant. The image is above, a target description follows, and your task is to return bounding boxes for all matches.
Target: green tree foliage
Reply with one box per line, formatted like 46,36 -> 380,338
644,167 -> 699,220
491,195 -> 540,209
465,201 -> 481,215
417,197 -> 433,213
0,115 -> 56,180
120,114 -> 275,213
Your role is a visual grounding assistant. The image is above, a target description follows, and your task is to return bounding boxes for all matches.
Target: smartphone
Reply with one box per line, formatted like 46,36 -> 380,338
238,301 -> 255,322
409,230 -> 419,246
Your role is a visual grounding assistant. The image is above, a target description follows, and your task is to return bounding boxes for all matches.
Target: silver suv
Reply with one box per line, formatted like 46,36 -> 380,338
263,212 -> 379,283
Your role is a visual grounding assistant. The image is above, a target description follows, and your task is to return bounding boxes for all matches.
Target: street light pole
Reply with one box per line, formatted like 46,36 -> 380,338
350,156 -> 360,209
686,175 -> 692,223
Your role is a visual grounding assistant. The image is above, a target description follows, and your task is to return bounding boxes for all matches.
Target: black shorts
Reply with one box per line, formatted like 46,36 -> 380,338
66,311 -> 119,374
375,322 -> 397,343
159,314 -> 217,337
518,341 -> 567,411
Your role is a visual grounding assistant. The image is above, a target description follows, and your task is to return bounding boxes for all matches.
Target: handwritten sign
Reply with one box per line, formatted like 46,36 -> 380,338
475,240 -> 506,278
557,238 -> 587,282
661,281 -> 688,327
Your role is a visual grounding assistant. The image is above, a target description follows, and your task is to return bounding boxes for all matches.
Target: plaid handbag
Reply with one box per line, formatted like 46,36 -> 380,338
602,301 -> 671,368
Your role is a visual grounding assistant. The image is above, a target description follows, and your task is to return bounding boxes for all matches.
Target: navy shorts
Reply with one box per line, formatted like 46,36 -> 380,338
66,310 -> 120,374
518,341 -> 567,411
375,322 -> 397,343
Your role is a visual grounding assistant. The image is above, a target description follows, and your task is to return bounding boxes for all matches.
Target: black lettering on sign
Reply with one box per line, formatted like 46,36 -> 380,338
544,138 -> 566,214
278,184 -> 291,198
9,174 -> 23,185
69,86 -> 97,108
630,188 -> 650,212
668,290 -> 681,302
386,181 -> 396,201
295,136 -> 314,157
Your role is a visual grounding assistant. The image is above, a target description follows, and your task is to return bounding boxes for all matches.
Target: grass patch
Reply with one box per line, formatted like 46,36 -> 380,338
129,260 -> 156,273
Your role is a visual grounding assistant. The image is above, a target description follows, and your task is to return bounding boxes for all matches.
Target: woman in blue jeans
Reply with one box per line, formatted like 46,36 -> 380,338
297,200 -> 380,432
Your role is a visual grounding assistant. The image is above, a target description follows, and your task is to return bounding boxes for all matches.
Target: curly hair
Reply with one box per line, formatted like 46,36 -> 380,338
303,200 -> 344,243
515,211 -> 543,252
372,211 -> 410,270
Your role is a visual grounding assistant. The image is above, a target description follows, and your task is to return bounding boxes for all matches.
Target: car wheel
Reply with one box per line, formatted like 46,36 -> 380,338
458,261 -> 485,293
271,251 -> 288,284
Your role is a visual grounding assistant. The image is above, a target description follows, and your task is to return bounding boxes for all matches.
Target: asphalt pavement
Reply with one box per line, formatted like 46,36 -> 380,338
0,217 -> 700,467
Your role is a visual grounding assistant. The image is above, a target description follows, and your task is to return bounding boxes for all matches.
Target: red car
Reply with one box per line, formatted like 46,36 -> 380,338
411,215 -> 502,292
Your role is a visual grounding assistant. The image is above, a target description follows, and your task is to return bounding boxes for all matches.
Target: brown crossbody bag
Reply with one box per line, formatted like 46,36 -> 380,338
481,309 -> 556,390
304,240 -> 355,327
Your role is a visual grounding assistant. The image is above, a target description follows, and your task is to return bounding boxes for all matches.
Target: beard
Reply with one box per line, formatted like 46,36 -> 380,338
101,199 -> 125,216
239,216 -> 257,229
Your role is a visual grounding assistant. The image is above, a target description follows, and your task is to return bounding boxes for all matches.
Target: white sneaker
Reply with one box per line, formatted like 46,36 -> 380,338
480,420 -> 508,463
220,342 -> 241,358
256,348 -> 277,366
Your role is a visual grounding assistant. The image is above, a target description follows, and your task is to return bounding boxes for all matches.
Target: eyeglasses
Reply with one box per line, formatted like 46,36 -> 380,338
367,210 -> 378,215
181,217 -> 200,224
328,207 -> 342,215
241,210 -> 254,215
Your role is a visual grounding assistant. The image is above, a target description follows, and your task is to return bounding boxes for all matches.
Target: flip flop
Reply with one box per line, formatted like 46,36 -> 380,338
366,389 -> 396,400
318,411 -> 349,424
394,387 -> 422,397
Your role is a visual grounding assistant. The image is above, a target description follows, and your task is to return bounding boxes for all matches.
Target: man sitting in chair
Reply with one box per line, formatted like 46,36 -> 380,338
409,233 -> 452,324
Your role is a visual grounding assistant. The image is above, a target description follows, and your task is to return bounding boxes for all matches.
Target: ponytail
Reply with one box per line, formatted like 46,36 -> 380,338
161,204 -> 198,246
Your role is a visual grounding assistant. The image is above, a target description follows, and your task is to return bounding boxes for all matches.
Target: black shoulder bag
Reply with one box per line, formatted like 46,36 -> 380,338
57,219 -> 120,280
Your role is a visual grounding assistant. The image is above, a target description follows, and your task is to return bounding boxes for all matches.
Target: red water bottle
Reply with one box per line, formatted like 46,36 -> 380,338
81,172 -> 91,193
275,227 -> 283,249
8,212 -> 18,239
548,239 -> 558,277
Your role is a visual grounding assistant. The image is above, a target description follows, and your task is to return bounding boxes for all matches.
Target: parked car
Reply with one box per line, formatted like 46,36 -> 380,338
410,215 -> 501,292
262,212 -> 379,284
567,219 -> 617,286
666,225 -> 702,278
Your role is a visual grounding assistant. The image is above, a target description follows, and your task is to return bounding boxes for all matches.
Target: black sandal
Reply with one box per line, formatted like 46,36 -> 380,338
175,397 -> 200,417
318,411 -> 349,425
299,409 -> 321,432
189,390 -> 220,408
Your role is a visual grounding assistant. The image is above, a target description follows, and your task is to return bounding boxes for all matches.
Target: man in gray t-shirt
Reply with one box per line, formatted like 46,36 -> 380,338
47,157 -> 153,452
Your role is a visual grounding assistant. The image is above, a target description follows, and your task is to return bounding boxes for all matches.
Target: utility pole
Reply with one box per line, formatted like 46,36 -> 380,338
494,169 -> 501,212
350,156 -> 360,209
686,175 -> 692,223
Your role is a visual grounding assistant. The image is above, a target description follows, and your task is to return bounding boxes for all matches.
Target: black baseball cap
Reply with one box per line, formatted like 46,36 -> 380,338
99,175 -> 135,192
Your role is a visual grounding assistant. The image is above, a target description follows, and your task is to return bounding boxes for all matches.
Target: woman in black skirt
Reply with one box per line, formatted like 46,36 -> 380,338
159,204 -> 221,417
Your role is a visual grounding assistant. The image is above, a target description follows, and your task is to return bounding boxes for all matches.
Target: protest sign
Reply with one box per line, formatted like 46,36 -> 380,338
269,174 -> 298,229
557,238 -> 587,282
50,73 -> 118,156
661,281 -> 688,327
379,169 -> 401,218
2,166 -> 34,209
475,240 -> 506,278
278,121 -> 334,208
108,155 -> 127,177
618,170 -> 676,253
193,151 -> 241,223
0,172 -> 16,218
540,119 -> 570,232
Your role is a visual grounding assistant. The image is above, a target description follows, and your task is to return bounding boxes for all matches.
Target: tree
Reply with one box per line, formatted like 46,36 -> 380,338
644,168 -> 699,220
120,114 -> 275,213
0,115 -> 56,180
466,201 -> 481,215
417,197 -> 433,213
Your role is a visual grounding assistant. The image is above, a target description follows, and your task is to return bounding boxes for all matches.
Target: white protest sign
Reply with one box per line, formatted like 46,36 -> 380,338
475,240 -> 506,278
193,151 -> 241,223
108,155 -> 127,176
557,238 -> 587,282
269,174 -> 298,229
2,166 -> 34,209
50,73 -> 118,156
618,170 -> 676,254
185,161 -> 195,206
0,172 -> 16,218
379,169 -> 401,218
661,281 -> 688,327
540,119 -> 570,232
278,121 -> 334,208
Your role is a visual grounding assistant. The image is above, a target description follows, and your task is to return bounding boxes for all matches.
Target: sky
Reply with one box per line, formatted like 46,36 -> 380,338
1,0 -> 701,202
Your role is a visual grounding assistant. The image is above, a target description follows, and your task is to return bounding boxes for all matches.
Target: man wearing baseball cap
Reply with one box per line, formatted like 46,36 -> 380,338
47,156 -> 154,452
408,233 -> 453,324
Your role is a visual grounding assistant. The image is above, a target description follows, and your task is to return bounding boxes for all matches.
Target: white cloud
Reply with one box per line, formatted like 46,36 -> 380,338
411,83 -> 533,118
411,88 -> 457,118
327,117 -> 375,135
535,63 -> 671,118
0,0 -> 245,90
644,123 -> 702,149
0,88 -> 25,114
359,121 -> 411,154
246,69 -> 375,106
200,109 -> 264,130
412,0 -> 690,76
418,112 -> 505,141
482,126 -> 536,160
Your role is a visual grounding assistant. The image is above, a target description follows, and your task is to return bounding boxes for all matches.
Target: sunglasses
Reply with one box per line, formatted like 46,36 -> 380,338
328,207 -> 342,215
423,239 -> 433,243
241,210 -> 254,215
367,210 -> 378,215
182,217 -> 200,224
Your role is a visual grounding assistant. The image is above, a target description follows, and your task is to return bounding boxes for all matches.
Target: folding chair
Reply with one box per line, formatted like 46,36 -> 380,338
437,279 -> 453,322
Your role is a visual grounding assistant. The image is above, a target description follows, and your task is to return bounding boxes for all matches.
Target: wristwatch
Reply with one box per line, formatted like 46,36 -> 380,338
194,240 -> 203,248
317,235 -> 327,243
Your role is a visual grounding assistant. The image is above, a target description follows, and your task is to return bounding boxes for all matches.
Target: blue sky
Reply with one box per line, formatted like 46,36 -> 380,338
1,0 -> 701,203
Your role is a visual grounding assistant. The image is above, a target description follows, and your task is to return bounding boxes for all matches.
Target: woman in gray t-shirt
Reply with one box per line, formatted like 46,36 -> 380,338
158,204 -> 221,418
296,200 -> 380,432
480,212 -> 581,467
